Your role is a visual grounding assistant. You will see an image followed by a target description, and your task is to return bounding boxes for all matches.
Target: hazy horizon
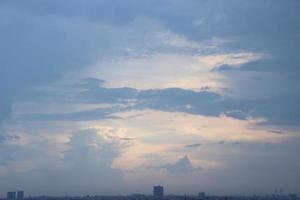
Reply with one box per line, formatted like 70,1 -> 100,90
0,0 -> 299,196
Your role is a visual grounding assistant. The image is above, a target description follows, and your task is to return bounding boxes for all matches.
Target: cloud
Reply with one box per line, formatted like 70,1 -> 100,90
184,141 -> 241,149
164,155 -> 202,174
1,0 -> 299,126
0,6 -> 104,123
24,107 -> 122,121
268,130 -> 284,135
0,135 -> 19,143
0,129 -> 128,195
17,84 -> 234,122
185,143 -> 202,148
0,1 -> 176,124
17,77 -> 299,125
224,110 -> 249,120
87,52 -> 263,92
0,0 -> 300,195
212,64 -> 236,72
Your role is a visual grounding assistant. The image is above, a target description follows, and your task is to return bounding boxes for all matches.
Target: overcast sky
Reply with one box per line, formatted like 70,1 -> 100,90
0,0 -> 300,196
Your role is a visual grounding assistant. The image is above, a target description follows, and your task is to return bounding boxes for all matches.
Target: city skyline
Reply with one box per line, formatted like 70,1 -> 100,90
0,0 -> 300,196
1,188 -> 298,199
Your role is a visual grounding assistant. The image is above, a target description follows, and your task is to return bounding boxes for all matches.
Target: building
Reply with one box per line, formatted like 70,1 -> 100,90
198,192 -> 205,199
17,191 -> 24,200
153,186 -> 164,197
6,192 -> 16,200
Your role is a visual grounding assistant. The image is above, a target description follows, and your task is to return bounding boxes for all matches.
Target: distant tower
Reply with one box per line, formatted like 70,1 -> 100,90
7,192 -> 16,200
198,192 -> 205,199
17,191 -> 24,200
153,186 -> 164,197
279,188 -> 283,195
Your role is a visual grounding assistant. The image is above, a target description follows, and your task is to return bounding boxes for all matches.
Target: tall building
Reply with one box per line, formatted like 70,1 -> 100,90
6,192 -> 16,200
17,191 -> 24,200
153,186 -> 164,197
198,192 -> 206,199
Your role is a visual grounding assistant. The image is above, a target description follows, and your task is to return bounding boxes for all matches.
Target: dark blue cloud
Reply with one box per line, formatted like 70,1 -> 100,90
224,110 -> 248,120
20,79 -> 236,121
0,135 -> 19,143
20,77 -> 298,125
185,143 -> 202,148
212,64 -> 236,72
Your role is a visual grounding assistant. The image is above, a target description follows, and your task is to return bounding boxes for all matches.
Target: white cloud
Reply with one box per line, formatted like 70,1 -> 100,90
86,51 -> 263,92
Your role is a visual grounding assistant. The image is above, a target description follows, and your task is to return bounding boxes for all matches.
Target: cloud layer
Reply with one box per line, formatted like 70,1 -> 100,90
0,0 -> 300,196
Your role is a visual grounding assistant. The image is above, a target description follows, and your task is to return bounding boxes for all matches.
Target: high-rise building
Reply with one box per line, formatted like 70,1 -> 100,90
6,192 -> 16,200
17,191 -> 24,200
153,186 -> 164,197
198,192 -> 206,199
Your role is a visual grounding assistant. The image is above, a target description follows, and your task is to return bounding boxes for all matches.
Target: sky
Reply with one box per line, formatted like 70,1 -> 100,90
0,0 -> 300,196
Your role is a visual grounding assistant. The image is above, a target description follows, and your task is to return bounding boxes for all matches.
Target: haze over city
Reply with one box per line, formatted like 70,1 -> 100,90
0,0 -> 299,197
